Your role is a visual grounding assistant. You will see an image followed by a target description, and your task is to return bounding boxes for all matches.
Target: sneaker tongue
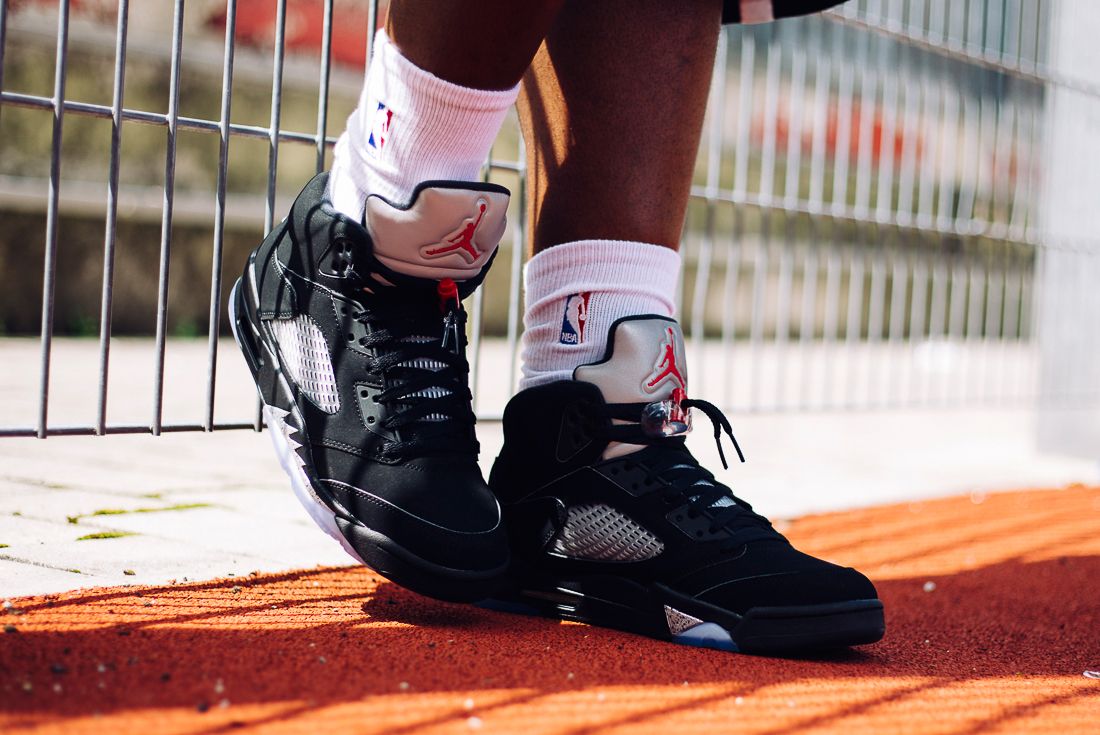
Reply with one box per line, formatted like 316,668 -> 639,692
364,183 -> 509,283
574,316 -> 688,405
574,317 -> 735,509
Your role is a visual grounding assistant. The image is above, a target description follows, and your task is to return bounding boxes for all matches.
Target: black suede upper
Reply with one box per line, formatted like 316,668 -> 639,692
489,381 -> 879,615
248,173 -> 508,575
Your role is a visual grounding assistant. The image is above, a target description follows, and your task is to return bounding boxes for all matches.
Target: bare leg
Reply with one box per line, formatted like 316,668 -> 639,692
387,0 -> 566,90
519,0 -> 723,252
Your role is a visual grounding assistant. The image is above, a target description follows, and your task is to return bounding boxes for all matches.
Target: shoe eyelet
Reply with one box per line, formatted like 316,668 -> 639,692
367,416 -> 376,424
347,333 -> 356,341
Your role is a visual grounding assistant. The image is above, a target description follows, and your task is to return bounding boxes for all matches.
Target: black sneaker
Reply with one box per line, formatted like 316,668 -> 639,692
230,172 -> 511,602
487,315 -> 885,653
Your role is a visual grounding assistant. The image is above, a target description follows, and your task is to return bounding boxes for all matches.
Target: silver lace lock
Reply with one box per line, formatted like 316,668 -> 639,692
640,388 -> 692,438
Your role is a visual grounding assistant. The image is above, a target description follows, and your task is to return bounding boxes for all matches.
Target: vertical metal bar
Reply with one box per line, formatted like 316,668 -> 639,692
758,36 -> 782,205
366,0 -> 380,61
936,78 -> 959,230
203,0 -> 237,432
765,34 -> 792,411
844,248 -> 865,407
875,50 -> 899,223
315,0 -> 334,173
690,30 -> 727,390
999,256 -> 1022,402
469,158 -> 493,411
886,243 -> 908,406
1002,0 -> 1022,67
721,207 -> 743,411
0,1 -> 8,116
777,34 -> 807,408
264,0 -> 288,242
955,89 -> 979,228
732,32 -> 756,201
748,214 -> 769,411
830,33 -> 855,215
964,254 -> 986,406
895,70 -> 921,227
254,0 -> 288,432
982,256 -> 1004,405
36,0 -> 71,438
965,0 -> 984,53
505,148 -> 527,396
752,35 -> 781,408
783,40 -> 806,210
807,54 -> 830,214
773,218 -> 794,408
151,0 -> 186,436
925,253 -> 948,404
853,46 -> 876,218
94,0 -> 129,435
801,20 -> 829,409
916,73 -> 940,230
720,30 -> 748,421
820,242 -> 842,408
946,255 -> 968,405
906,249 -> 928,407
797,228 -> 819,409
866,252 -> 887,406
973,91 -> 995,226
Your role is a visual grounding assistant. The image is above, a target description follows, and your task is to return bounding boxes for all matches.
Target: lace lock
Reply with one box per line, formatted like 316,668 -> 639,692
640,387 -> 692,438
437,278 -> 460,313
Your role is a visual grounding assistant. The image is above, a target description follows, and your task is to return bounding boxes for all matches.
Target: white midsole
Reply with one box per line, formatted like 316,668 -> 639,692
229,275 -> 366,566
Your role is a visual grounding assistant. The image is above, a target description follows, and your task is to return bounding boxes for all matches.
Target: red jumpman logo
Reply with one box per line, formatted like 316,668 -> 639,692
421,201 -> 488,263
645,327 -> 686,391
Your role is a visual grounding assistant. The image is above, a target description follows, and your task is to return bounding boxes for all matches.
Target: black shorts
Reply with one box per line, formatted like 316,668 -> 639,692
723,0 -> 846,24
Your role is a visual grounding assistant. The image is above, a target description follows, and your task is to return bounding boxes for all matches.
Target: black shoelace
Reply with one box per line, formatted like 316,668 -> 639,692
350,281 -> 478,460
597,398 -> 779,548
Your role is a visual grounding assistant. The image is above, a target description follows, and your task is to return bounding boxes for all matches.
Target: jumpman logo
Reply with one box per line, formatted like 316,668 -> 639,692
421,200 -> 488,263
644,327 -> 686,392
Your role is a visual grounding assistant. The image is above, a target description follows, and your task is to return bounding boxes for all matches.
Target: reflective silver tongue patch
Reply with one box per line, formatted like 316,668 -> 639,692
574,317 -> 693,460
574,317 -> 689,406
364,186 -> 509,281
575,317 -> 735,508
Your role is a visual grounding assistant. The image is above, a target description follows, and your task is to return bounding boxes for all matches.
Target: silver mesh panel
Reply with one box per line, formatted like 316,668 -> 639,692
269,316 -> 341,414
550,503 -> 665,562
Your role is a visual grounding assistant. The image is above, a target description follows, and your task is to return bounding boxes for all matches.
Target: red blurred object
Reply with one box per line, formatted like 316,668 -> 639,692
207,0 -> 382,69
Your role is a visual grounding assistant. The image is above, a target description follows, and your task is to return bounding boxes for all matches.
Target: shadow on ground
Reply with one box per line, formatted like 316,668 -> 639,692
2,486 -> 1099,734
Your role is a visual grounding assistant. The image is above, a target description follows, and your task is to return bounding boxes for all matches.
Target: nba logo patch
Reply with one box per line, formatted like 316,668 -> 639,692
366,101 -> 392,155
559,293 -> 591,345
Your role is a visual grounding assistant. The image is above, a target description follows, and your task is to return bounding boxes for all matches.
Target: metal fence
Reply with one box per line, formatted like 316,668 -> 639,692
1,0 -> 1097,439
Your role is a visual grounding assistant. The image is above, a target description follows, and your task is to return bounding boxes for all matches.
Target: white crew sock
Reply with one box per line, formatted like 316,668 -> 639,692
520,240 -> 682,390
327,29 -> 518,219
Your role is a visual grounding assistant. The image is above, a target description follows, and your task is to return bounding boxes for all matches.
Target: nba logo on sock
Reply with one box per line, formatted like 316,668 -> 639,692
367,102 -> 392,155
559,293 -> 591,345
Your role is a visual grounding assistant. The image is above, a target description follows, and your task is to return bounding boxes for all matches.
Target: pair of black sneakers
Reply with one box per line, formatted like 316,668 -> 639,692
230,173 -> 884,654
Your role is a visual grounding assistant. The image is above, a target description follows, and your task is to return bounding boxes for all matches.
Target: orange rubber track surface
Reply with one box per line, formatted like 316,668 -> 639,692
3,485 -> 1099,734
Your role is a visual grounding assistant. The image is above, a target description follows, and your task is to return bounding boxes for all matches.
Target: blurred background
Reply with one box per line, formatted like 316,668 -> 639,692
1,1 -> 1097,507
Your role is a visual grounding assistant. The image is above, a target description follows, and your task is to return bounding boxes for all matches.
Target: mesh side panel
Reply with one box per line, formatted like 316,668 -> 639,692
550,503 -> 665,562
269,316 -> 341,414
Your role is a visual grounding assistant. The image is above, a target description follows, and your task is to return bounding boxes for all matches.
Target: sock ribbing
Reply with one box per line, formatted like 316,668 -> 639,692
520,240 -> 682,390
327,29 -> 518,218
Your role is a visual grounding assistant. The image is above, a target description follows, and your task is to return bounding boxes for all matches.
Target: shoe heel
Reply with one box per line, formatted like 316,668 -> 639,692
229,276 -> 263,379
